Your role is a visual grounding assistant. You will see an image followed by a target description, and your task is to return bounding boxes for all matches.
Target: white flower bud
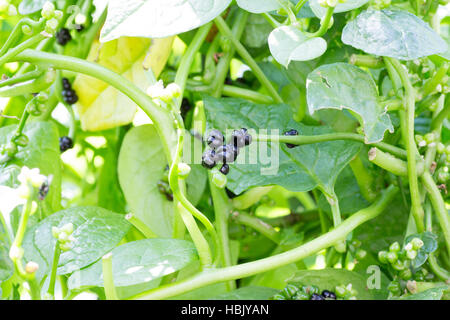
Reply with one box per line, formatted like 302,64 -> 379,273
25,261 -> 39,274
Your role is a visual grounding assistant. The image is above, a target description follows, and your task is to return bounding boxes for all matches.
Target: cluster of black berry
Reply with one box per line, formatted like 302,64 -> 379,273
62,78 -> 78,104
56,28 -> 72,46
201,128 -> 252,175
271,284 -> 337,300
59,136 -> 73,153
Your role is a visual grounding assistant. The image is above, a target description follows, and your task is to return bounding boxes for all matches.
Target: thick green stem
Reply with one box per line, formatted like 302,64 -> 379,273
214,16 -> 283,104
0,34 -> 46,67
125,213 -> 157,238
349,155 -> 377,202
232,186 -> 273,210
431,95 -> 449,130
422,62 -> 449,97
387,57 -> 424,232
326,193 -> 341,227
368,147 -> 424,177
350,54 -> 385,69
232,212 -> 280,244
421,172 -> 450,258
310,7 -> 334,38
0,69 -> 43,88
222,85 -> 273,104
102,252 -> 119,300
47,244 -> 61,297
130,186 -> 398,300
257,132 -> 408,160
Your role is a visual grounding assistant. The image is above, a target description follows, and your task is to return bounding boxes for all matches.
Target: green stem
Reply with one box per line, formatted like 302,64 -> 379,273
262,13 -> 281,28
349,155 -> 377,202
387,57 -> 424,232
0,34 -> 47,67
232,212 -> 280,244
130,185 -> 398,300
326,193 -> 341,227
421,62 -> 449,97
125,213 -> 157,238
0,69 -> 43,88
222,85 -> 274,104
350,54 -> 385,69
310,7 -> 334,38
294,0 -> 308,14
257,132 -> 408,160
431,95 -> 449,130
428,253 -> 450,280
232,186 -> 273,210
368,147 -> 424,177
102,252 -> 119,300
421,172 -> 450,258
47,244 -> 61,297
214,16 -> 283,104
0,18 -> 44,56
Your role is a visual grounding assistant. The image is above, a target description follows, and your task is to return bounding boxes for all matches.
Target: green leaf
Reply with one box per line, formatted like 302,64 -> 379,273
236,0 -> 281,13
68,239 -> 198,290
0,223 -> 13,285
306,62 -> 393,143
0,121 -> 62,212
242,14 -> 273,49
203,96 -> 361,195
396,286 -> 448,300
22,206 -> 131,280
289,268 -> 374,299
118,125 -> 174,238
309,0 -> 370,18
211,286 -> 279,299
100,0 -> 232,41
268,26 -> 327,67
18,0 -> 56,14
342,9 -> 448,60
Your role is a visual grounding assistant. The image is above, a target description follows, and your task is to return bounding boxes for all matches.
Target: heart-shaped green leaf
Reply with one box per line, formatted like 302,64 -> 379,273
306,62 -> 393,143
269,26 -> 327,67
342,9 -> 448,60
100,0 -> 232,41
68,239 -> 198,290
22,206 -> 131,280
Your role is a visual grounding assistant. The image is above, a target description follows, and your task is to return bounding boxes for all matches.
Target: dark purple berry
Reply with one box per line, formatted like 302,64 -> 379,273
59,136 -> 73,152
56,28 -> 72,46
38,182 -> 49,200
284,129 -> 298,149
63,89 -> 78,104
321,290 -> 336,299
220,164 -> 230,175
202,149 -> 216,169
206,129 -> 224,150
310,293 -> 324,300
216,144 -> 238,164
62,78 -> 71,90
232,129 -> 246,148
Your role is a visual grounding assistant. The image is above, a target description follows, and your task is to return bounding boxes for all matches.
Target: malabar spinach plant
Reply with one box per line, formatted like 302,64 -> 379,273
0,0 -> 449,300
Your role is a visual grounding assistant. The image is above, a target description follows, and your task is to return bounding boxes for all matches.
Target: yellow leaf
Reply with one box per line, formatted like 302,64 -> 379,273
73,36 -> 174,131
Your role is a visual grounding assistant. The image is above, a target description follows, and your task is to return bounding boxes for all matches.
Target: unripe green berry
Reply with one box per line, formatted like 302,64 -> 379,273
59,242 -> 72,252
271,293 -> 286,300
41,1 -> 55,19
60,223 -> 74,236
177,163 -> 191,179
335,285 -> 346,298
58,232 -> 68,242
283,284 -> 299,298
406,249 -> 417,260
45,18 -> 59,34
293,291 -> 310,300
387,251 -> 398,264
52,226 -> 60,239
334,240 -> 346,253
436,143 -> 445,154
399,268 -> 412,280
389,241 -> 400,252
410,238 -> 424,250
392,259 -> 406,271
387,280 -> 401,295
21,25 -> 33,35
212,169 -> 227,188
424,133 -> 436,144
355,249 -> 367,260
378,250 -> 388,263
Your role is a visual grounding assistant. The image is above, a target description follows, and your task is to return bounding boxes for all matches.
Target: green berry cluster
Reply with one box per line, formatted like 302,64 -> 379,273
0,0 -> 16,16
41,2 -> 64,35
271,283 -> 357,300
52,223 -> 75,252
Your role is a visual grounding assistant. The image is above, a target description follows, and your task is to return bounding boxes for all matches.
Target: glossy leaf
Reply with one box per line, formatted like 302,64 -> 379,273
289,268 -> 374,299
0,223 -> 12,285
309,0 -> 369,18
268,26 -> 327,67
397,286 -> 448,300
0,121 -> 61,212
100,0 -> 232,41
405,232 -> 438,268
73,37 -> 173,131
68,239 -> 198,289
22,206 -> 131,280
236,0 -> 281,13
118,125 -> 174,238
307,63 -> 393,143
342,9 -> 448,60
203,96 -> 360,195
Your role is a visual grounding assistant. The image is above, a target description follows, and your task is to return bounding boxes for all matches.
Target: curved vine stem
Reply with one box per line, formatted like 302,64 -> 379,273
386,57 -> 424,232
130,185 -> 398,300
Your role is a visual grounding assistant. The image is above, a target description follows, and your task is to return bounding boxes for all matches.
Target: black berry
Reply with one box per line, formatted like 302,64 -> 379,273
56,28 -> 72,46
62,89 -> 78,104
310,293 -> 324,300
38,182 -> 49,200
321,290 -> 336,300
231,129 -> 246,148
59,136 -> 73,152
216,144 -> 238,164
202,149 -> 216,169
284,129 -> 299,149
219,164 -> 229,175
206,129 -> 224,150
62,78 -> 71,90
